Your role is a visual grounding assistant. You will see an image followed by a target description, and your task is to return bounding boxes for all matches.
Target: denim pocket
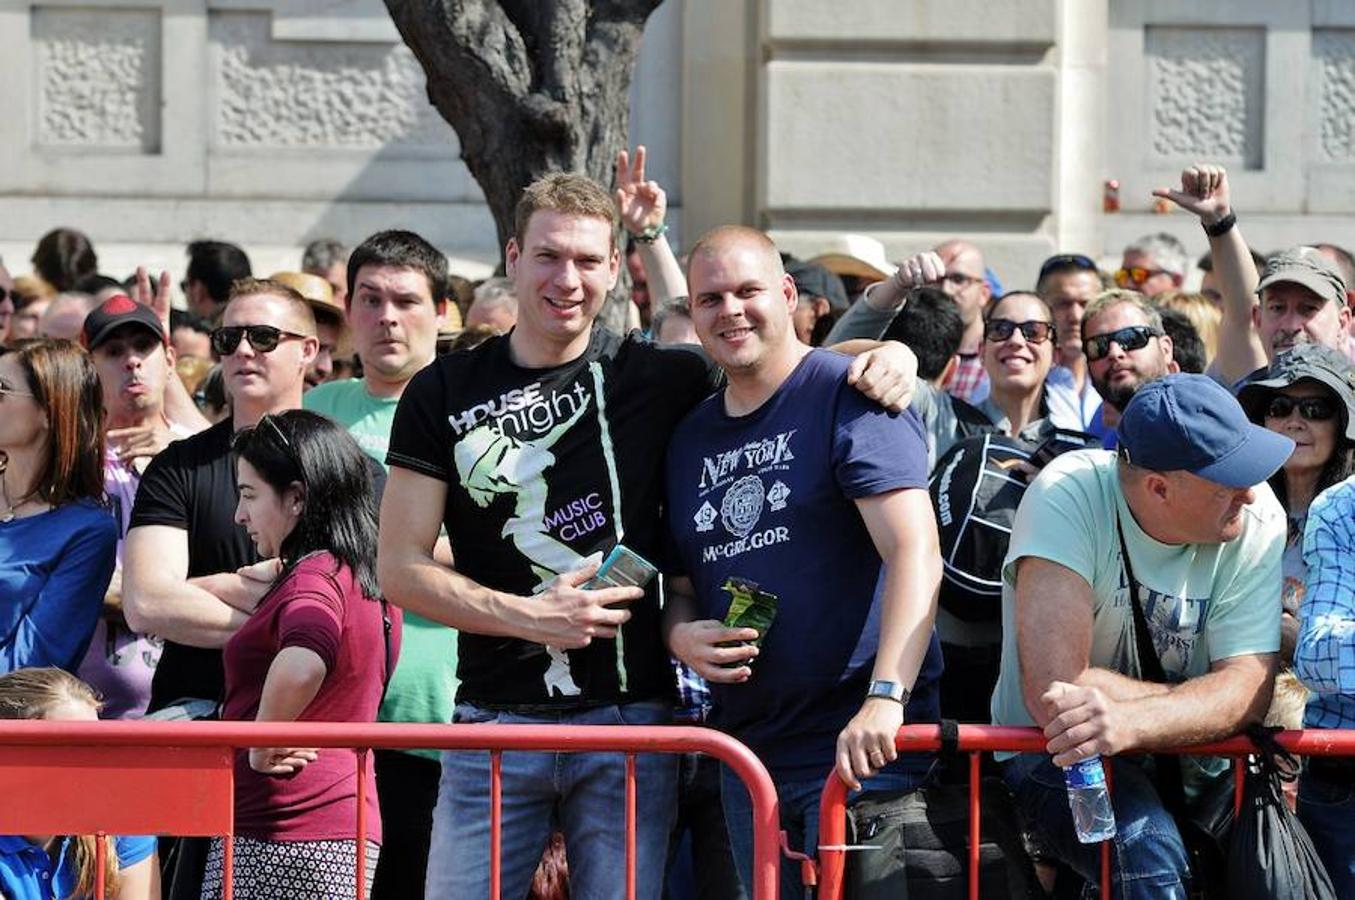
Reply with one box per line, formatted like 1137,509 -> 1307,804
610,699 -> 674,727
452,702 -> 501,725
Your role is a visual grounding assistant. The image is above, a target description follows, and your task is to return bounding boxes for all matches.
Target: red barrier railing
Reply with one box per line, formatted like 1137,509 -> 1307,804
816,724 -> 1355,900
0,721 -> 780,900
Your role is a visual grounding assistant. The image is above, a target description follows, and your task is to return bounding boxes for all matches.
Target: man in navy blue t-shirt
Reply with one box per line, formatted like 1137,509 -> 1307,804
663,226 -> 943,898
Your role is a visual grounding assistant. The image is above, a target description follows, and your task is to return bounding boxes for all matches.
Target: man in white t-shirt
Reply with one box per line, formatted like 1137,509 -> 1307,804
991,373 -> 1291,899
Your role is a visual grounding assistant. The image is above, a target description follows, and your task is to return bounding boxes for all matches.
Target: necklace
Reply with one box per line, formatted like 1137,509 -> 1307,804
0,471 -> 39,524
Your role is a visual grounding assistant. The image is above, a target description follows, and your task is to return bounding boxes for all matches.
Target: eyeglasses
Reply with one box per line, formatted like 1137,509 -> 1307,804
984,318 -> 1055,344
1083,325 -> 1163,361
0,381 -> 34,399
1114,266 -> 1169,289
210,325 -> 309,356
941,272 -> 985,290
233,413 -> 300,466
1038,254 -> 1098,283
1265,395 -> 1338,422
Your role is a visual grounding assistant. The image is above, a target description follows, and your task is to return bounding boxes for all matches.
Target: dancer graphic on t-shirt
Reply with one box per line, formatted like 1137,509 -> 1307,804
454,397 -> 592,696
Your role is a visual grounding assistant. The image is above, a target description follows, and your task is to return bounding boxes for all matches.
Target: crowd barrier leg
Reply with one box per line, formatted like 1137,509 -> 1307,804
0,721 -> 781,900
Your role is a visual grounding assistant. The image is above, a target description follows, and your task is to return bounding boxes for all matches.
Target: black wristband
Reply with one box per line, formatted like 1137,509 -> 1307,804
1204,212 -> 1236,238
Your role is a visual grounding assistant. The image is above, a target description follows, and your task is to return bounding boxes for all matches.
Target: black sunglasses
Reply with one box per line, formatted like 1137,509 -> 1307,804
1265,395 -> 1338,422
1037,253 -> 1098,283
210,325 -> 308,356
984,318 -> 1055,344
1083,325 -> 1163,361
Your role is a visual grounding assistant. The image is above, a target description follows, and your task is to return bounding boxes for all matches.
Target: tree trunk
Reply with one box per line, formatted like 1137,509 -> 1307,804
383,0 -> 664,333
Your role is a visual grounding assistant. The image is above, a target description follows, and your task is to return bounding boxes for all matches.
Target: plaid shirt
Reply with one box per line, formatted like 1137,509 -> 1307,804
673,661 -> 711,723
1297,479 -> 1355,729
945,352 -> 989,405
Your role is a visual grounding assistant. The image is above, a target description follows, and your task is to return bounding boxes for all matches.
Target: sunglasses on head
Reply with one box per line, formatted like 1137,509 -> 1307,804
1083,325 -> 1163,361
1265,394 -> 1338,422
984,318 -> 1055,344
1037,253 -> 1098,283
210,324 -> 308,356
1114,266 -> 1169,289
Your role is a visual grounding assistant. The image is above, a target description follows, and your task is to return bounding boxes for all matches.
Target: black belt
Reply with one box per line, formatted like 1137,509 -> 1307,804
1307,757 -> 1355,784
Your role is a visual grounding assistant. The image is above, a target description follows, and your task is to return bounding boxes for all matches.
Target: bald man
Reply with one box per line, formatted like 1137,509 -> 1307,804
663,226 -> 943,899
827,238 -> 994,403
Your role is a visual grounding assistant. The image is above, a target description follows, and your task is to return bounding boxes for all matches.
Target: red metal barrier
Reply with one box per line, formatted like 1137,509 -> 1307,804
0,721 -> 780,900
816,724 -> 1355,900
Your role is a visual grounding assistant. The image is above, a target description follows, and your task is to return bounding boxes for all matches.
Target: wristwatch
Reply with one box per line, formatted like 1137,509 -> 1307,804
865,680 -> 910,705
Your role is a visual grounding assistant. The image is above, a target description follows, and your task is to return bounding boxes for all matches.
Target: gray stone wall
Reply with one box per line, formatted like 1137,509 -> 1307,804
1,0 -> 1354,289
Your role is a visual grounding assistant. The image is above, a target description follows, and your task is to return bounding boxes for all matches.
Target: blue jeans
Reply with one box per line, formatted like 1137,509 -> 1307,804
1297,770 -> 1355,895
719,766 -> 928,900
425,701 -> 679,900
1002,753 -> 1190,900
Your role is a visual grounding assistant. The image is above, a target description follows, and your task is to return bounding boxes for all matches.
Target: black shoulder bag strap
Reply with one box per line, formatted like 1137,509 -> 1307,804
1115,514 -> 1189,817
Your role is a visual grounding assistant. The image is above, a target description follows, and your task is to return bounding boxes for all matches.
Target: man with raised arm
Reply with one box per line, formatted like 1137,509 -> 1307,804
662,226 -> 942,898
377,167 -> 918,900
992,374 -> 1288,899
1154,165 -> 1350,386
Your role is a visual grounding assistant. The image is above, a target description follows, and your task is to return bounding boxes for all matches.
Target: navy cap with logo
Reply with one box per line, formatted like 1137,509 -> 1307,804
80,294 -> 166,351
1116,373 -> 1294,488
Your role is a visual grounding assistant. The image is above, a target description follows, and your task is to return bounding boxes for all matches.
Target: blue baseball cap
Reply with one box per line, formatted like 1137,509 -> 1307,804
1116,373 -> 1294,488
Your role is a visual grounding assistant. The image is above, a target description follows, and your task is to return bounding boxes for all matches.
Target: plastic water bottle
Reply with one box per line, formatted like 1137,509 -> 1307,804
1065,756 -> 1117,843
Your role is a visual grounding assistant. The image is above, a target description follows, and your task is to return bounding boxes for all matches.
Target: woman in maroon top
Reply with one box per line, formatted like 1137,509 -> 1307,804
200,410 -> 400,900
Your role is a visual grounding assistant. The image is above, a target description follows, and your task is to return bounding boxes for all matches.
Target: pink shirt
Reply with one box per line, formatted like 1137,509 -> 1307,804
223,552 -> 401,842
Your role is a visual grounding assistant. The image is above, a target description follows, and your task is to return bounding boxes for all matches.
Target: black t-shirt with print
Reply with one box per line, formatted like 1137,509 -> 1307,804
130,418 -> 258,712
387,328 -> 718,708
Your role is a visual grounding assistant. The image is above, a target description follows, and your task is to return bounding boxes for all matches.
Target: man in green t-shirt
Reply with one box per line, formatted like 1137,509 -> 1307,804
302,229 -> 454,900
991,374 -> 1291,899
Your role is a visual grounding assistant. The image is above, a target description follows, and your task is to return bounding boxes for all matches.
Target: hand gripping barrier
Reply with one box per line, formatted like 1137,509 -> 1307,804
0,720 -> 780,900
815,724 -> 1355,900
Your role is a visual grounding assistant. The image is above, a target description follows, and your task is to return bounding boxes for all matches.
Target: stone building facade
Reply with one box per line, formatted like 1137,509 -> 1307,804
0,0 -> 1353,288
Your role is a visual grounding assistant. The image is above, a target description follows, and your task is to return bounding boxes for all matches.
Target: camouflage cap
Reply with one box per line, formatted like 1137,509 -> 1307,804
1255,246 -> 1348,307
1238,343 -> 1355,441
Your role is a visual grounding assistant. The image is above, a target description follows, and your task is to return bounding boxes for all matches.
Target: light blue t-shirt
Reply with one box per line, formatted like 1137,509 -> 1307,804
306,376 -> 459,760
990,450 -> 1285,793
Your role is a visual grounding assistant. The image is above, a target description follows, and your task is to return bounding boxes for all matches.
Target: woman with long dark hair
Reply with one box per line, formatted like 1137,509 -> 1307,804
199,409 -> 399,900
0,667 -> 159,899
1239,344 -> 1355,726
0,338 -> 117,672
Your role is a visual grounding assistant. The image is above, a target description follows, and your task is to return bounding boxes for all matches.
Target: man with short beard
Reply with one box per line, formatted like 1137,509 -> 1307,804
1082,290 -> 1178,439
302,229 -> 456,900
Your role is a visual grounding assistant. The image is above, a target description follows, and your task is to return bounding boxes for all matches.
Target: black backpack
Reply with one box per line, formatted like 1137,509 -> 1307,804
929,434 -> 1034,624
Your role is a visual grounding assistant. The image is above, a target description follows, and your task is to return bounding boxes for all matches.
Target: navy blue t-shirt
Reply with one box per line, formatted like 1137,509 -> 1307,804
665,349 -> 943,781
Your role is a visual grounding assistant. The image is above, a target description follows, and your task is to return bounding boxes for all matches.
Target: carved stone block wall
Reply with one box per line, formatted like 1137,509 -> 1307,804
210,12 -> 451,150
1145,26 -> 1264,169
1314,29 -> 1355,163
32,8 -> 161,152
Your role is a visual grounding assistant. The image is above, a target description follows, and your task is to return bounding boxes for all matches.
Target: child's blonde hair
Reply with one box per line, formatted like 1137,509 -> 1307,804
0,668 -> 117,899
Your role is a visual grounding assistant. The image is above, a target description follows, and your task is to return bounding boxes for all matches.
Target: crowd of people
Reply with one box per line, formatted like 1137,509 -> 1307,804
2,149 -> 1355,900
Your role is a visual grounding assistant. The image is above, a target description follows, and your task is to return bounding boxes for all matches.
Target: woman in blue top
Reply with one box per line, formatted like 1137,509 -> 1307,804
0,667 -> 159,898
0,339 -> 117,672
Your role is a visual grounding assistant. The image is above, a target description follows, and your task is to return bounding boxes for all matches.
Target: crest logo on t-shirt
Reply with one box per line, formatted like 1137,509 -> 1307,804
721,475 -> 765,537
767,480 -> 790,511
694,501 -> 717,533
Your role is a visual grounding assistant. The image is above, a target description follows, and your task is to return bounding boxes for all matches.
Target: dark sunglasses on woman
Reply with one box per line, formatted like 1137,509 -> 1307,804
983,318 -> 1055,344
210,324 -> 309,356
1082,325 -> 1163,361
1265,395 -> 1338,422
